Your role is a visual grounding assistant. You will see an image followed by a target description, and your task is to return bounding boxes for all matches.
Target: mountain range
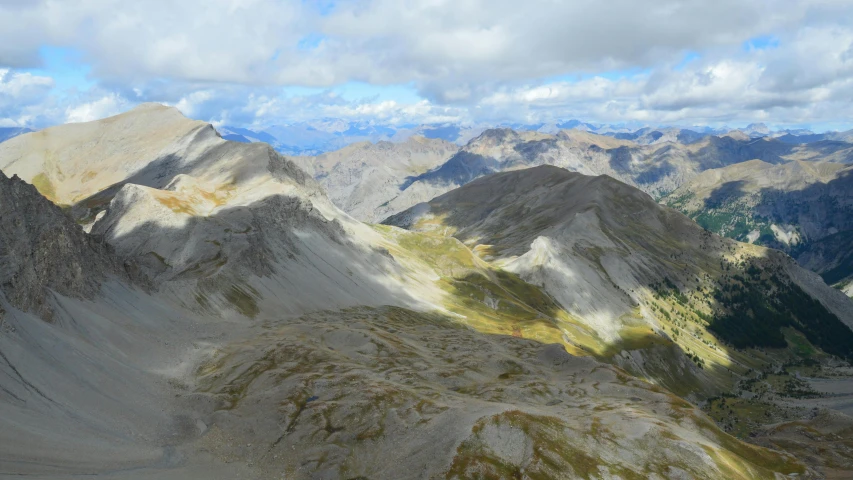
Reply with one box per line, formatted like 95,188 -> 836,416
295,125 -> 853,222
216,121 -> 485,156
219,120 -> 853,157
5,115 -> 849,158
285,121 -> 853,307
2,104 -> 853,477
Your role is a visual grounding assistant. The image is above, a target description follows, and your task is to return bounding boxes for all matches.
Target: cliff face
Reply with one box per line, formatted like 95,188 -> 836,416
0,171 -> 130,320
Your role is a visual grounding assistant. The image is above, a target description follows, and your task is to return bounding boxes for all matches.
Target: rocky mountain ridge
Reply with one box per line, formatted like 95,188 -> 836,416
0,170 -> 139,320
290,123 -> 853,223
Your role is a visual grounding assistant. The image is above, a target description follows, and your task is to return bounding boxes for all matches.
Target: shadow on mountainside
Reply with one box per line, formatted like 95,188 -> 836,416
394,132 -> 839,205
400,151 -> 499,190
510,137 -> 558,163
92,193 -> 432,318
693,136 -> 791,169
686,168 -> 853,285
701,180 -> 749,209
809,140 -> 853,158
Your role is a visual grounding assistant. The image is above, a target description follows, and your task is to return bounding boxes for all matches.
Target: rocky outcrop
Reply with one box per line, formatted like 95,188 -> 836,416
0,170 -> 132,320
290,136 -> 457,222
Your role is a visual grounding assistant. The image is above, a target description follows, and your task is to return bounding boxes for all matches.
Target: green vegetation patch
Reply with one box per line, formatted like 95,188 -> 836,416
31,173 -> 59,203
224,284 -> 260,318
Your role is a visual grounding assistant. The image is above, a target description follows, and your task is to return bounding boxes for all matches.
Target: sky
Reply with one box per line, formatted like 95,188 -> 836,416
1,0 -> 852,132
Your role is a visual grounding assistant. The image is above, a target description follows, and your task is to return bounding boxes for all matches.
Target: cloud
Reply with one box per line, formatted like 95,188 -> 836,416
0,0 -> 841,87
1,0 -> 853,130
0,69 -> 57,126
65,93 -> 130,123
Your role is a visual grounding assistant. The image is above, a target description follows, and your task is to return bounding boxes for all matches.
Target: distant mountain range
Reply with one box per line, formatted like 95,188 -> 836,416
5,114 -> 850,156
0,127 -> 32,144
216,121 -> 486,155
296,126 -> 853,223
217,119 -> 853,156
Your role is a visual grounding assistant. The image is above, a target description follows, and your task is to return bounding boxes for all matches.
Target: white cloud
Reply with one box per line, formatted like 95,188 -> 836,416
0,69 -> 57,126
65,93 -> 129,123
0,69 -> 53,96
1,0 -> 853,130
0,0 -> 844,87
173,90 -> 215,118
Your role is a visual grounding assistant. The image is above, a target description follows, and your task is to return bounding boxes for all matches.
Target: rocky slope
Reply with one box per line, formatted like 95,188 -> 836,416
664,160 -> 853,294
291,136 -> 457,222
1,106 -> 852,478
0,103 -> 443,316
386,166 -> 853,390
196,306 -> 807,480
0,170 -> 135,320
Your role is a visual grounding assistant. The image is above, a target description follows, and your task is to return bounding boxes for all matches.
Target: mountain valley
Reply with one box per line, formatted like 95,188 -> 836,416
663,160 -> 853,296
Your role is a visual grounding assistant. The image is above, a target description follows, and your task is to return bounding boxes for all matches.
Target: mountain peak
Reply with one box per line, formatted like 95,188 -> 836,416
128,101 -> 177,113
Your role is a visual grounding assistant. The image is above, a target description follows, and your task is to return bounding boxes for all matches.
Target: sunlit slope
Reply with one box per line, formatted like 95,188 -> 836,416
0,104 -> 209,205
386,165 -> 853,397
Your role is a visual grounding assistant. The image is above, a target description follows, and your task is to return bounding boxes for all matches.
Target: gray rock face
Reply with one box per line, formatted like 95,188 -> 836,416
0,170 -> 128,319
291,136 -> 457,222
